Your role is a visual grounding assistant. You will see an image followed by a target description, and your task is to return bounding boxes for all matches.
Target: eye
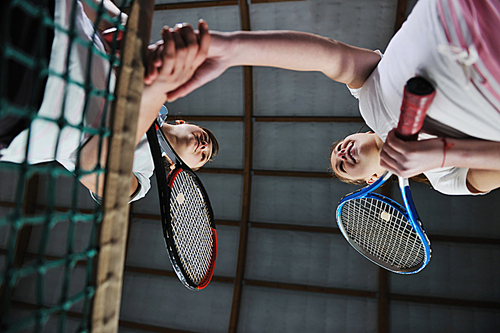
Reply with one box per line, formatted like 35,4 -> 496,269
337,141 -> 343,152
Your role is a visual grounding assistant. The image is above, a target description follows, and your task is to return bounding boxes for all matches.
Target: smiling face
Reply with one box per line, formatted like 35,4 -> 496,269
330,132 -> 386,184
162,122 -> 214,170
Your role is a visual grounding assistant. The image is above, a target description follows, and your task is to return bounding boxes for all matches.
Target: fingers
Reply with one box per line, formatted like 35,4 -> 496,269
144,40 -> 164,85
145,21 -> 210,97
176,23 -> 198,71
380,129 -> 445,178
380,129 -> 417,177
161,26 -> 176,75
196,19 -> 210,67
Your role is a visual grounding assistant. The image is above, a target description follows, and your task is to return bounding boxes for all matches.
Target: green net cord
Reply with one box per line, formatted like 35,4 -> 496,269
0,0 -> 132,331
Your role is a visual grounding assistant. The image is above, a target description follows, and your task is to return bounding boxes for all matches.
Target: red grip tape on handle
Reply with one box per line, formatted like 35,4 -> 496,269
396,77 -> 436,141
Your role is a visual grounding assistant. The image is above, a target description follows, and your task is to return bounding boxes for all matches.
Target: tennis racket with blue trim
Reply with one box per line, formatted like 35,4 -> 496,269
336,77 -> 435,274
147,117 -> 217,290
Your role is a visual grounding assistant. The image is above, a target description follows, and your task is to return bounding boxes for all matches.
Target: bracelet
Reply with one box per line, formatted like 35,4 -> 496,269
441,137 -> 454,168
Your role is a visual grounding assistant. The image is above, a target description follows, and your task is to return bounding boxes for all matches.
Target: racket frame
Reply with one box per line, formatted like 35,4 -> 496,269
336,171 -> 431,274
147,120 -> 217,290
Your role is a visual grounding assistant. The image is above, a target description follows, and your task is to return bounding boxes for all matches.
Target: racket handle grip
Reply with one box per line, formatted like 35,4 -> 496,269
102,27 -> 124,45
396,77 -> 436,141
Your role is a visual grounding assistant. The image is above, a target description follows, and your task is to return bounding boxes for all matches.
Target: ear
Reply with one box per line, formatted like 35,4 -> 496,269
175,120 -> 185,125
366,173 -> 380,185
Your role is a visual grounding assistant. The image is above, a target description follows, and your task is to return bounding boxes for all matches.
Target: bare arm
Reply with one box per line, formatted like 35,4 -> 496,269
380,129 -> 500,193
169,30 -> 381,100
78,22 -> 210,197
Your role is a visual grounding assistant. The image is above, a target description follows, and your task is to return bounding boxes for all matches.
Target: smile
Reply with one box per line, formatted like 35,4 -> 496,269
347,143 -> 356,164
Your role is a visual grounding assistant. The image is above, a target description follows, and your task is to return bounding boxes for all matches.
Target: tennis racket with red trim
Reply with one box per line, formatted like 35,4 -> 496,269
147,119 -> 217,290
336,77 -> 435,274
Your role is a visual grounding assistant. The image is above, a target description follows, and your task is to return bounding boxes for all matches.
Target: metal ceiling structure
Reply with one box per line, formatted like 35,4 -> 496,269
1,0 -> 500,332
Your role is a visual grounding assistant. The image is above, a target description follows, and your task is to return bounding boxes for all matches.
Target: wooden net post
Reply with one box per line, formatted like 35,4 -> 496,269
91,0 -> 155,331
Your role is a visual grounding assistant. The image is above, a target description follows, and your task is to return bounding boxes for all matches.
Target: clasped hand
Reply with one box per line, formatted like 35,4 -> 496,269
144,20 -> 210,102
380,129 -> 445,178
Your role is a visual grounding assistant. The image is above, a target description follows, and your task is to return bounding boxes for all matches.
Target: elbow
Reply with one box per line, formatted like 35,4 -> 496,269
466,169 -> 500,194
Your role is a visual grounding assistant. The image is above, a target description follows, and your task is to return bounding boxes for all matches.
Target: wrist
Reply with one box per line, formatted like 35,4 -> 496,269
440,137 -> 455,168
209,31 -> 238,67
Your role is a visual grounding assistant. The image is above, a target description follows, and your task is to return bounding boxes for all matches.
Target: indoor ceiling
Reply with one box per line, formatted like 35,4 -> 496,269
2,0 -> 500,332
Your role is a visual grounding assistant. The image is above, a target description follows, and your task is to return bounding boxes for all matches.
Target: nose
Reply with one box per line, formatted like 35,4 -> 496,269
337,148 -> 347,160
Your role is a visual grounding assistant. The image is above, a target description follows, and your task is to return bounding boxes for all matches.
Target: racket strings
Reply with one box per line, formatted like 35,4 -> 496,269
341,197 -> 425,270
170,171 -> 214,285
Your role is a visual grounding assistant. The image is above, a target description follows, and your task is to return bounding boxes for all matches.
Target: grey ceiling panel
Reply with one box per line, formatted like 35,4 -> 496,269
0,209 -> 11,248
391,242 -> 500,302
197,173 -> 244,221
212,224 -> 240,277
402,182 -> 500,238
126,218 -> 239,277
253,122 -> 364,172
11,263 -> 87,312
253,68 -> 360,117
5,308 -> 83,333
0,169 -> 19,202
250,0 -> 396,117
126,218 -> 171,271
36,173 -> 97,211
249,175 -> 357,226
151,6 -> 241,39
120,273 -> 233,333
131,173 -> 161,215
250,0 -> 396,48
195,121 -> 245,170
166,67 -> 245,117
245,228 -> 378,291
26,221 -> 93,258
238,285 -> 378,333
390,301 -> 500,333
155,0 -> 235,5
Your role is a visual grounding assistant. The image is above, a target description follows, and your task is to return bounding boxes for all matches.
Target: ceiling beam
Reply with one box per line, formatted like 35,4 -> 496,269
152,0 -> 238,12
255,116 -> 363,123
169,115 -> 244,122
249,221 -> 340,234
171,115 -> 363,123
394,0 -> 408,33
252,170 -> 330,178
244,279 -> 377,298
228,0 -> 253,331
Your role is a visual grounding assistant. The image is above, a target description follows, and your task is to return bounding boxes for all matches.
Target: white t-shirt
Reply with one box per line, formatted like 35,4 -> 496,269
0,0 -> 154,203
348,0 -> 500,195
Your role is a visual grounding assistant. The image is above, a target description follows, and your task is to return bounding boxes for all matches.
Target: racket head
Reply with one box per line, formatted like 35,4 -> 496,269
163,166 -> 217,290
336,173 -> 431,274
147,121 -> 217,290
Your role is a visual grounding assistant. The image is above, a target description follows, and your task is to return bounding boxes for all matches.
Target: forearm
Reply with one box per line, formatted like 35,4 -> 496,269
441,138 -> 500,171
214,30 -> 380,87
440,138 -> 500,193
78,136 -> 138,197
81,0 -> 127,32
